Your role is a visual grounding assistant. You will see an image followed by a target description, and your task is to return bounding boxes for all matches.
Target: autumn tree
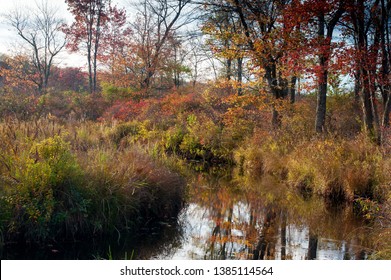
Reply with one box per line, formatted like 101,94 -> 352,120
98,5 -> 133,88
346,0 -> 391,142
162,37 -> 192,88
4,1 -> 66,93
0,54 -> 40,118
201,1 -> 245,94
0,54 -> 40,94
212,0 -> 304,128
378,0 -> 391,129
65,0 -> 126,93
305,0 -> 346,133
49,66 -> 88,92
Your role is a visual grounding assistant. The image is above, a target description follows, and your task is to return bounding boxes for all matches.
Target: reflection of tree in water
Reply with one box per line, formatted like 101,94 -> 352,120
167,170 -> 378,260
306,230 -> 318,260
207,199 -> 234,259
280,210 -> 287,259
252,206 -> 277,259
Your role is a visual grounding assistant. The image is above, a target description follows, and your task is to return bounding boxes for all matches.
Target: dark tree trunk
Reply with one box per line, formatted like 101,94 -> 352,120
226,58 -> 232,80
307,231 -> 318,260
315,13 -> 328,133
315,3 -> 344,133
316,64 -> 328,133
265,64 -> 286,129
352,0 -> 382,142
87,48 -> 93,94
237,57 -> 243,95
289,76 -> 297,104
380,0 -> 391,128
361,69 -> 375,133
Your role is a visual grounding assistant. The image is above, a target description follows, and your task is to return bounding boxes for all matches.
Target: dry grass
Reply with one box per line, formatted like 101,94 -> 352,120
0,118 -> 185,243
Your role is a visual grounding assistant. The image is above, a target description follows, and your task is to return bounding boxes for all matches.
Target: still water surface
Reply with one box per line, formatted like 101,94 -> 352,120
150,171 -> 374,260
1,169 -> 376,259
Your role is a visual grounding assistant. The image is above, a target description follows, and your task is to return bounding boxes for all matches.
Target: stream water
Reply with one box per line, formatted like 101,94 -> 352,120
149,171 -> 375,260
0,169 -> 377,260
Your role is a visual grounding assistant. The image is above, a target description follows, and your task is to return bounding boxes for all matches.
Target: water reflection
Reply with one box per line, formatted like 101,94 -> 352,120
155,171 -> 375,260
0,169 -> 377,260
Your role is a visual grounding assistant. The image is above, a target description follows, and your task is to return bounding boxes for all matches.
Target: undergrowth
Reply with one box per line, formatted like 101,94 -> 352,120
0,118 -> 185,243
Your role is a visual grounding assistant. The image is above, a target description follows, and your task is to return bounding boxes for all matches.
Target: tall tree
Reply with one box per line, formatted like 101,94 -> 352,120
5,1 -> 66,93
311,0 -> 345,133
202,1 -> 245,94
0,54 -> 40,94
347,0 -> 391,142
132,0 -> 193,91
65,0 -> 124,93
378,0 -> 391,128
225,0 -> 302,128
98,5 -> 132,87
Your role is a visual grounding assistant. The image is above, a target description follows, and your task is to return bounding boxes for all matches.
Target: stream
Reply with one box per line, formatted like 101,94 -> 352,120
0,168 -> 377,260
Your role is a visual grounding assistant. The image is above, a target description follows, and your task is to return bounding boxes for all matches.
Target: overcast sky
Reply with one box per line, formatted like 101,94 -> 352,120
0,0 -> 130,68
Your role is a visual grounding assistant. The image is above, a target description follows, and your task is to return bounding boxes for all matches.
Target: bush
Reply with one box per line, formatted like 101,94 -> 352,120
234,131 -> 289,178
5,135 -> 86,241
109,121 -> 142,146
101,83 -> 133,103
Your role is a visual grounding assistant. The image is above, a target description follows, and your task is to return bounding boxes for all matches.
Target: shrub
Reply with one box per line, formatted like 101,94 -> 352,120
80,147 -> 185,234
109,121 -> 141,146
5,135 -> 87,241
234,131 -> 289,178
101,83 -> 135,103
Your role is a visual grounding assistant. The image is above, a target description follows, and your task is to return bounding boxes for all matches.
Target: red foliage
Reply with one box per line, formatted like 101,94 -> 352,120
102,99 -> 151,121
100,90 -> 205,122
49,67 -> 88,92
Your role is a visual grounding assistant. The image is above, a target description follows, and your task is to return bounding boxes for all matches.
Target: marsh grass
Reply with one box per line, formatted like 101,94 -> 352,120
0,118 -> 185,243
235,130 -> 390,206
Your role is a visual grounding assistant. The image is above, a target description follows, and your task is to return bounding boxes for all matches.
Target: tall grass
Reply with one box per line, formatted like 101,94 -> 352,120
235,130 -> 390,205
0,118 -> 185,243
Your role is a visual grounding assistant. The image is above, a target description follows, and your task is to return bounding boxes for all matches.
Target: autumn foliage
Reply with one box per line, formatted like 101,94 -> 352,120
0,0 -> 391,258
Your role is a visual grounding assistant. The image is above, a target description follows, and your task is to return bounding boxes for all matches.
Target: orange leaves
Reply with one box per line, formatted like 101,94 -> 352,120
100,90 -> 203,121
0,55 -> 40,94
160,92 -> 200,117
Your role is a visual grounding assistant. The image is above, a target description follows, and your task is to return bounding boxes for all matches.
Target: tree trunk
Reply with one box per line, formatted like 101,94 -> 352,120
226,58 -> 232,80
289,76 -> 297,104
315,13 -> 328,133
360,69 -> 375,133
380,0 -> 391,127
315,3 -> 344,133
237,57 -> 243,95
383,92 -> 391,127
87,47 -> 93,94
316,64 -> 328,133
265,64 -> 286,129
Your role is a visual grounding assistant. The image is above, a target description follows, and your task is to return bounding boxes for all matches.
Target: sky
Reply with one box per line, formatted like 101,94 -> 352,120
0,0 -> 215,80
0,0 -> 130,68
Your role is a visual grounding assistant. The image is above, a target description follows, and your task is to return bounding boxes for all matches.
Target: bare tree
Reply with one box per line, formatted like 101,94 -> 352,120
4,0 -> 66,93
187,35 -> 214,86
132,0 -> 194,91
